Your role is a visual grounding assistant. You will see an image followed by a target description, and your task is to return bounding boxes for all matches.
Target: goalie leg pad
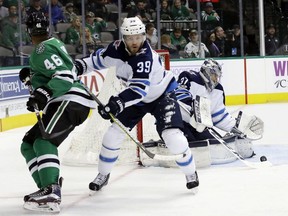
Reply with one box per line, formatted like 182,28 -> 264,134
209,136 -> 238,164
234,137 -> 255,158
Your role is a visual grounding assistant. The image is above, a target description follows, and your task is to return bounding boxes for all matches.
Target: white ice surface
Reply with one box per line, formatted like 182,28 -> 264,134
0,103 -> 288,216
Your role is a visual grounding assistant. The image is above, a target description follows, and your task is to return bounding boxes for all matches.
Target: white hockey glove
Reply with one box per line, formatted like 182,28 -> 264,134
231,111 -> 264,140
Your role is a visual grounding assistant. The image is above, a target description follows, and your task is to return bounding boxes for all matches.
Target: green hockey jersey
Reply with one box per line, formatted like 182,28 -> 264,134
29,37 -> 96,110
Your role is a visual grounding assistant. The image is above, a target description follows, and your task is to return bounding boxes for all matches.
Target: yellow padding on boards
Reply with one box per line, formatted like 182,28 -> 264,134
0,109 -> 93,132
0,113 -> 37,132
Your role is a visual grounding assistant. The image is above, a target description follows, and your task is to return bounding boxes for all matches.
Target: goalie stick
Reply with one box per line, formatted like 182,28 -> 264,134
83,85 -> 186,161
179,96 -> 272,168
207,128 -> 272,169
22,78 -> 73,140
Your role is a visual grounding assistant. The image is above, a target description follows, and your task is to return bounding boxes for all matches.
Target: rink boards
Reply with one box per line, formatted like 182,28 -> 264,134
1,57 -> 288,131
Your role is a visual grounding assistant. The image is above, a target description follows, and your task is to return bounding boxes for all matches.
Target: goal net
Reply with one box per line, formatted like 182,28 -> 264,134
62,50 -> 170,166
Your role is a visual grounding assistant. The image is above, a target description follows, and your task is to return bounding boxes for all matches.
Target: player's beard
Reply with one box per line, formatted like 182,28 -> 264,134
128,45 -> 141,55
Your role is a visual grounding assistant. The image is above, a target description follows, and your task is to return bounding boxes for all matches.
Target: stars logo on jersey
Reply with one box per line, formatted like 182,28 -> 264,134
136,48 -> 147,56
36,43 -> 45,54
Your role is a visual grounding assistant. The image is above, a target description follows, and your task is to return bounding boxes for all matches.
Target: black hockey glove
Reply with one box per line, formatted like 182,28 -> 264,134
74,59 -> 87,76
27,87 -> 52,112
19,67 -> 31,84
98,96 -> 125,120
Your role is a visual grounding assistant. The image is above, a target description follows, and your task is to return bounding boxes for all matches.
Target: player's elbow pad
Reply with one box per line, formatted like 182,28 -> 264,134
74,59 -> 87,76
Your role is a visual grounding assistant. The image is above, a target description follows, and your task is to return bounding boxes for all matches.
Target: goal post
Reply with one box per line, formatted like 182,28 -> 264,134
62,50 -> 170,166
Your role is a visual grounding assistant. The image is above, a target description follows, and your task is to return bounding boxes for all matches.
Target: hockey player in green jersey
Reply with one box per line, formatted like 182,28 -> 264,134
18,12 -> 96,213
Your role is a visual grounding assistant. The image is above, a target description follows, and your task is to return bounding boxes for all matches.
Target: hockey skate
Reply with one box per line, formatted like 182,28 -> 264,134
23,181 -> 62,213
186,171 -> 199,194
24,177 -> 63,202
89,173 -> 110,193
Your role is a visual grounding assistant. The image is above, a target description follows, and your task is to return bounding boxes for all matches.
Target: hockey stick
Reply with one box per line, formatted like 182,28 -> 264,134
207,128 -> 272,168
23,78 -> 72,140
83,85 -> 186,161
178,98 -> 272,168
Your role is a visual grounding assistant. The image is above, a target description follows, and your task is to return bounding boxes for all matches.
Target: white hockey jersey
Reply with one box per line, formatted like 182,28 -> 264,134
176,70 -> 236,132
184,41 -> 210,58
82,40 -> 177,107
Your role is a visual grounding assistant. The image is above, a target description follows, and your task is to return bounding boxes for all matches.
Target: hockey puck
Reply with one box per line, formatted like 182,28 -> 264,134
260,156 -> 267,162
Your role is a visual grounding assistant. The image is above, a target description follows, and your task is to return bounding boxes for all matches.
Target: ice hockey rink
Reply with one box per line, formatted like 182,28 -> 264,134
1,102 -> 288,216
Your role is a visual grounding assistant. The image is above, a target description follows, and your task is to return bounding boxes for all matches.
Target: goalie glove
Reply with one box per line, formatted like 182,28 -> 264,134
231,111 -> 264,140
190,95 -> 213,132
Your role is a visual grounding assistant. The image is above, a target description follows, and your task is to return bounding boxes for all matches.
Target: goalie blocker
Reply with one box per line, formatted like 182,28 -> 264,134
139,134 -> 255,168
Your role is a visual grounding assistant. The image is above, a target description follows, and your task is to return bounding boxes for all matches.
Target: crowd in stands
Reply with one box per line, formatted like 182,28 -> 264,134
0,0 -> 288,66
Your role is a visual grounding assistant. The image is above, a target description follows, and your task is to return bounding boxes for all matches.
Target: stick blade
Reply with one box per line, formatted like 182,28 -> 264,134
244,160 -> 273,169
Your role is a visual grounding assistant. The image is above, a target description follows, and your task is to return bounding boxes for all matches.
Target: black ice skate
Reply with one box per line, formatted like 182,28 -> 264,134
186,171 -> 199,192
89,173 -> 110,192
23,181 -> 62,213
24,177 -> 63,202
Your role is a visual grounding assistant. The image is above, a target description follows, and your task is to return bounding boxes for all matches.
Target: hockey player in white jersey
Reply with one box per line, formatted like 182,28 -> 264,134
75,17 -> 199,191
175,59 -> 263,161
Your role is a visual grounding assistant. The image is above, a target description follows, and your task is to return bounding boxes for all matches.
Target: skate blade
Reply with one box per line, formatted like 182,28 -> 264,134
190,187 -> 199,195
23,201 -> 60,213
89,190 -> 97,196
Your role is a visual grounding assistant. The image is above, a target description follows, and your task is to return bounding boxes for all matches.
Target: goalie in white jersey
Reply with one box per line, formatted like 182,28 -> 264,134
75,17 -> 199,191
175,59 -> 264,164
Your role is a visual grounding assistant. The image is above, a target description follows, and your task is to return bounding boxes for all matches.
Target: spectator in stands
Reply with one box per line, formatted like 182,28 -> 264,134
0,0 -> 9,23
205,31 -> 220,57
85,11 -> 107,42
224,29 -> 238,57
201,2 -> 220,33
146,22 -> 158,49
184,29 -> 210,58
76,27 -> 104,55
44,0 -> 65,26
1,4 -> 17,27
170,27 -> 187,51
19,0 -> 28,24
213,26 -> 225,57
0,12 -> 30,53
265,23 -> 280,56
161,33 -> 180,59
231,24 -> 249,56
160,0 -> 172,20
87,0 -> 109,21
26,0 -> 45,16
127,0 -> 151,24
170,0 -> 194,20
64,16 -> 81,45
63,2 -> 77,23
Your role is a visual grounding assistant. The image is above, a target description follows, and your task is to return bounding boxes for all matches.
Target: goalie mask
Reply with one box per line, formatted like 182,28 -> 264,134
26,11 -> 49,37
199,59 -> 222,92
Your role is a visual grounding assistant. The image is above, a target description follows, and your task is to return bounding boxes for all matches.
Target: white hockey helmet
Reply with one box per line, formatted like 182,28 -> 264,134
199,58 -> 222,92
120,16 -> 146,37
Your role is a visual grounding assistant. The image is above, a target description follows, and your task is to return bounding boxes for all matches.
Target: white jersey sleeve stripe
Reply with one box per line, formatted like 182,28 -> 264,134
92,49 -> 106,70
